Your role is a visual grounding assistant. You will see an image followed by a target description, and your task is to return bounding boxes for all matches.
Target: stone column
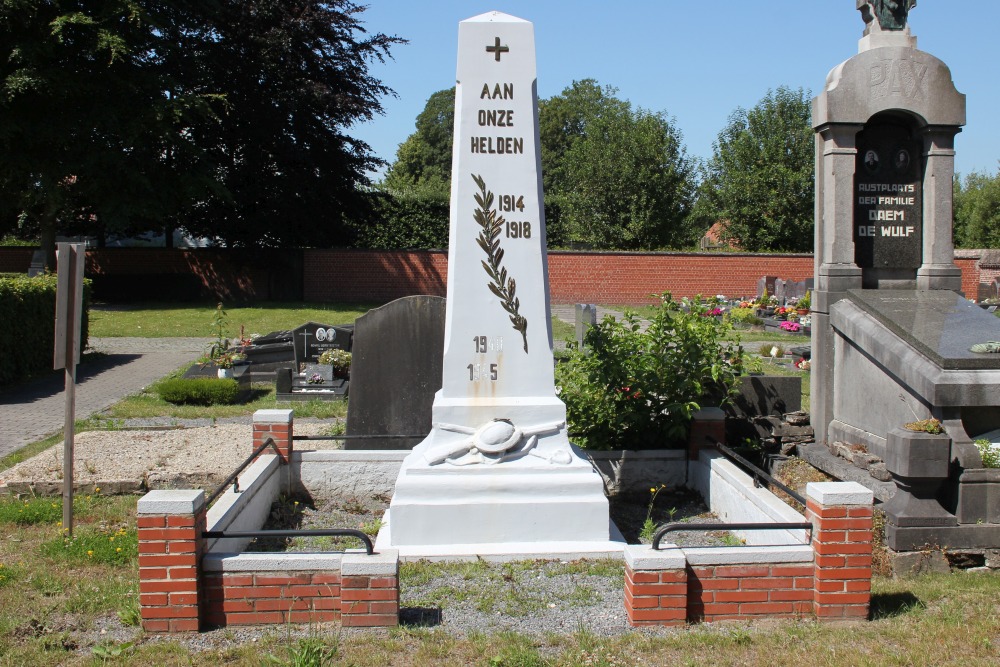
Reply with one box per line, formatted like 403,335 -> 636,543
917,127 -> 963,292
806,482 -> 874,620
623,546 -> 688,626
137,490 -> 207,632
340,549 -> 400,627
687,407 -> 726,461
812,122 -> 863,446
252,409 -> 293,463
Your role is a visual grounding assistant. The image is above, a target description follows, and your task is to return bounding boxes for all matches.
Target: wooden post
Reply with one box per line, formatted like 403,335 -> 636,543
54,242 -> 85,537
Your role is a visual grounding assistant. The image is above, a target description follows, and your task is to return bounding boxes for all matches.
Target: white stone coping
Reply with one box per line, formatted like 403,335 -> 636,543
624,545 -> 686,570
253,408 -> 293,424
342,548 -> 399,576
683,545 -> 813,566
806,482 -> 873,507
625,544 -> 814,568
138,489 -> 205,515
708,453 -> 807,523
206,454 -> 280,536
202,552 -> 343,572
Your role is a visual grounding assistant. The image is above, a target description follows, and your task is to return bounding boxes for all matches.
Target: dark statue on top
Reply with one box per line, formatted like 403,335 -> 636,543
857,0 -> 916,31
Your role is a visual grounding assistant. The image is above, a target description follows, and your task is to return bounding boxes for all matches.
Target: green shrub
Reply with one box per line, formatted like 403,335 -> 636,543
0,274 -> 90,386
725,307 -> 763,327
974,439 -> 1000,468
155,377 -> 241,405
555,293 -> 743,450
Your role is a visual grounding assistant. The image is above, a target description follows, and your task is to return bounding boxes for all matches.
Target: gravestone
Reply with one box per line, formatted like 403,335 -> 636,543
291,322 -> 352,370
811,0 -> 965,446
344,295 -> 445,450
380,12 -> 615,558
575,303 -> 597,348
757,276 -> 778,300
811,4 -> 1000,553
27,250 -> 45,277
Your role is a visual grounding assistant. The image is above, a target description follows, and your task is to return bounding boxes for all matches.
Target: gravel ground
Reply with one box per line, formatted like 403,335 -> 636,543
0,420 -> 338,494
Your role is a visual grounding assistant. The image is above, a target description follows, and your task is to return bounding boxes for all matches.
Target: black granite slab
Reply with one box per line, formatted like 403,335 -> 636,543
847,289 -> 1000,370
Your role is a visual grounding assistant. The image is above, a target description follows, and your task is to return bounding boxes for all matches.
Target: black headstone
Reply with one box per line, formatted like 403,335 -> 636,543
291,322 -> 353,370
344,295 -> 446,450
853,120 -> 923,270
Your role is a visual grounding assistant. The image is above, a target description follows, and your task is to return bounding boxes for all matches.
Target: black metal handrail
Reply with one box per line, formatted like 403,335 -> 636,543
292,434 -> 425,441
205,437 -> 281,506
652,521 -> 814,550
713,441 -> 807,506
202,528 -> 374,555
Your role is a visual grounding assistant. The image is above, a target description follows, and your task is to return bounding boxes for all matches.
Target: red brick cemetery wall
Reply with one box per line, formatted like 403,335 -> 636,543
2,246 -> 988,303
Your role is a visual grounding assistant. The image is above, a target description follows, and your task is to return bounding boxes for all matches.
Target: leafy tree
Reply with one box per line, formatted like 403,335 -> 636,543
699,87 -> 814,252
382,88 -> 454,199
158,1 -> 402,249
382,79 -> 696,250
954,167 -> 1000,248
0,1 -> 201,266
0,1 -> 401,263
540,80 -> 696,249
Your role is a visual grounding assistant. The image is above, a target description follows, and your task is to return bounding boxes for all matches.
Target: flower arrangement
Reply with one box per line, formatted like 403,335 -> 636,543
214,352 -> 245,369
795,357 -> 811,370
307,372 -> 325,385
780,321 -> 801,332
703,307 -> 724,317
318,349 -> 352,375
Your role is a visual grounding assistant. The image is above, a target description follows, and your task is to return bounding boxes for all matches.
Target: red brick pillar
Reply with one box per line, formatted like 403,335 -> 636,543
624,545 -> 688,626
253,409 -> 293,462
340,549 -> 400,627
806,482 -> 874,620
137,490 -> 206,632
688,407 -> 726,460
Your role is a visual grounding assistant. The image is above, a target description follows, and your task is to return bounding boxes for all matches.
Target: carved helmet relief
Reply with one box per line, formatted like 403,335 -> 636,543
857,0 -> 916,31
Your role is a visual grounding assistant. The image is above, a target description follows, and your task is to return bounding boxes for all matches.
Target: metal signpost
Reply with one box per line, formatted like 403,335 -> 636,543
54,242 -> 85,537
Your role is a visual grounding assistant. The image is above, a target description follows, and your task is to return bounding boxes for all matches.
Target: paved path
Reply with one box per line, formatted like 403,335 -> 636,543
0,338 -> 206,459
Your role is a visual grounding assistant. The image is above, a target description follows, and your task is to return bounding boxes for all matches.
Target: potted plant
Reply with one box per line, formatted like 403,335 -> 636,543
215,352 -> 235,379
796,291 -> 811,315
319,349 -> 352,379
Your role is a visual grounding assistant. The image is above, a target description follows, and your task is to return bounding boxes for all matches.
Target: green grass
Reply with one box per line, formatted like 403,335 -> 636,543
1,493 -> 998,665
88,301 -> 377,338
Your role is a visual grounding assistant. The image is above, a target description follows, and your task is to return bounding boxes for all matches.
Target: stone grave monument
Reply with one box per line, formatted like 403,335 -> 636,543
345,296 -> 445,450
810,2 -> 1000,552
378,11 -> 617,558
274,321 -> 353,401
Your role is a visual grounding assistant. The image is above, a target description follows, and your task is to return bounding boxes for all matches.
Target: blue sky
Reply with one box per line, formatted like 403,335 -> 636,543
350,1 -> 998,179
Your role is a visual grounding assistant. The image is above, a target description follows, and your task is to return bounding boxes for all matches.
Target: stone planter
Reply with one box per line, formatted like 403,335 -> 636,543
882,428 -> 957,528
956,467 -> 1000,524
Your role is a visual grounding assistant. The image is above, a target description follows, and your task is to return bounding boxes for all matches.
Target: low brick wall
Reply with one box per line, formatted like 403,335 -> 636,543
137,410 -> 400,633
623,482 -> 874,626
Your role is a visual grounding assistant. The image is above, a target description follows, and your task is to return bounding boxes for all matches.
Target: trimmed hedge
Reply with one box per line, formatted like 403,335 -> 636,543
0,275 -> 91,386
156,378 -> 241,405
